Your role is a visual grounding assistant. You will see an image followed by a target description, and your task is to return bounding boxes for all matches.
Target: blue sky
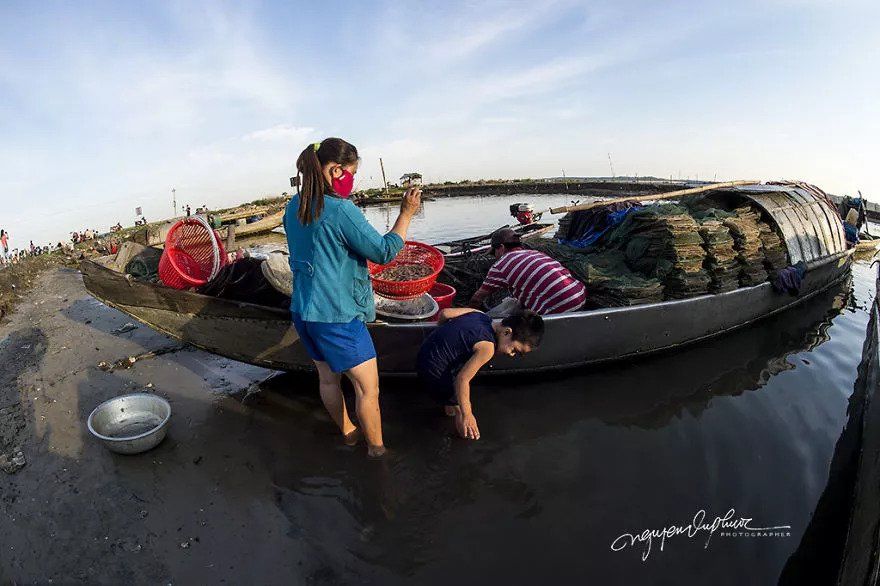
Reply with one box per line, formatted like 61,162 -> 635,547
1,0 -> 877,246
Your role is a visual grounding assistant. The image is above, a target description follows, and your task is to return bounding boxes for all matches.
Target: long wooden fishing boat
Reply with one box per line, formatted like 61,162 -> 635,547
854,233 -> 880,257
130,211 -> 284,247
218,206 -> 270,223
81,182 -> 853,376
218,210 -> 284,239
433,222 -> 554,256
355,195 -> 436,207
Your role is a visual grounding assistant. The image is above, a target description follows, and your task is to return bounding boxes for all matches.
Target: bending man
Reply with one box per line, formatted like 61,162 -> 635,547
469,228 -> 586,316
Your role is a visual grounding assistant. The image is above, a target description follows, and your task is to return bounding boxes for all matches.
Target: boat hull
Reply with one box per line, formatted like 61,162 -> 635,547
80,250 -> 852,375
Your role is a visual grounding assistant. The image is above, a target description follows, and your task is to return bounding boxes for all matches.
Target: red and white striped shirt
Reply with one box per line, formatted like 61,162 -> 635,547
476,249 -> 586,315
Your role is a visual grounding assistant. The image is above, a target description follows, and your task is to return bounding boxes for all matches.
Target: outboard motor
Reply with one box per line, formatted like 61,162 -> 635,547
509,202 -> 539,225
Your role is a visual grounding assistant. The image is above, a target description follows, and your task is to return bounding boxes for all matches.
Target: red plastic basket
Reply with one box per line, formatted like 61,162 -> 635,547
428,282 -> 456,321
428,282 -> 456,309
158,219 -> 227,289
369,241 -> 445,300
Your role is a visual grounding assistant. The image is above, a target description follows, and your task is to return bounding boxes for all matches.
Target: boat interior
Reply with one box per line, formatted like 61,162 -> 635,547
94,182 -> 847,320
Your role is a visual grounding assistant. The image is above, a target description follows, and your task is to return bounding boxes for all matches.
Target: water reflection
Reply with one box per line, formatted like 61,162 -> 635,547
239,259 -> 874,584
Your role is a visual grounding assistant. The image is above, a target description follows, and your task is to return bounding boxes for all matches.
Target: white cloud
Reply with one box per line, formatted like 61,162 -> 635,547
243,125 -> 316,142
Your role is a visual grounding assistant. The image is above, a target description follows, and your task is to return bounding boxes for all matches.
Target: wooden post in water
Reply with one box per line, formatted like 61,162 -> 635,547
379,158 -> 388,193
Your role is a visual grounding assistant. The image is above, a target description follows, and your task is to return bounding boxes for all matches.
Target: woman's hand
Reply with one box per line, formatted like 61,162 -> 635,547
400,187 -> 422,217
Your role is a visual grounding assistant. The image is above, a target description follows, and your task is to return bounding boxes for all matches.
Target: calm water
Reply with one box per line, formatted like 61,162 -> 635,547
254,195 -> 876,584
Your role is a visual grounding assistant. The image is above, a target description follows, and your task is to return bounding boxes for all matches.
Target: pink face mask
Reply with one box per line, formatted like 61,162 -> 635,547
332,169 -> 355,198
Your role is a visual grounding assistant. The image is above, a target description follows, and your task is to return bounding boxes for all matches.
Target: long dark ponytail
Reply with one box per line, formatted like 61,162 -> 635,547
295,138 -> 359,225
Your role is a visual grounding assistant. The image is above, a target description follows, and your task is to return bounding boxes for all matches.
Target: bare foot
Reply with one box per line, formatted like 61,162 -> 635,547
444,406 -> 456,417
367,445 -> 387,458
344,428 -> 361,446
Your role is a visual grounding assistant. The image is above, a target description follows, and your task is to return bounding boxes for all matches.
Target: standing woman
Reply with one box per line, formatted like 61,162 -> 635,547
285,138 -> 421,457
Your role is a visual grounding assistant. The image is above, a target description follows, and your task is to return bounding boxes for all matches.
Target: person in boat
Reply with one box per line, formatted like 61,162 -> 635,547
285,137 -> 421,457
468,228 -> 586,316
417,308 -> 544,440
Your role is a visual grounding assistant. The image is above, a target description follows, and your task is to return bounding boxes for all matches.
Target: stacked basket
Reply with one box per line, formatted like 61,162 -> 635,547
369,241 -> 446,320
158,216 -> 227,290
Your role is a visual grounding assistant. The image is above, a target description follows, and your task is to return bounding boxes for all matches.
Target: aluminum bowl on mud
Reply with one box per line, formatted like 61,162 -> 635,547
87,393 -> 171,455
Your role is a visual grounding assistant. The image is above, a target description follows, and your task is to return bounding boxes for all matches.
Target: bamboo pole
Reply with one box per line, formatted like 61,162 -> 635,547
379,157 -> 388,193
548,180 -> 762,215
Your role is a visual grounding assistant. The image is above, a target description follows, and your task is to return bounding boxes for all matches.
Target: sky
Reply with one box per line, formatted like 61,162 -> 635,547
0,0 -> 878,247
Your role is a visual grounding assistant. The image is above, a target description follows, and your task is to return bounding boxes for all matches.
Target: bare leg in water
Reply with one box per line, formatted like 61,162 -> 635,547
314,361 -> 359,445
344,358 -> 386,457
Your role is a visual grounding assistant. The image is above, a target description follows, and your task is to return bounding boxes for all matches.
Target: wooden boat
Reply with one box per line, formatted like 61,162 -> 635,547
835,261 -> 880,584
218,210 -> 284,239
433,222 -> 555,256
218,207 -> 270,223
855,233 -> 880,257
356,196 -> 436,207
130,211 -> 284,247
780,261 -> 880,584
81,182 -> 852,376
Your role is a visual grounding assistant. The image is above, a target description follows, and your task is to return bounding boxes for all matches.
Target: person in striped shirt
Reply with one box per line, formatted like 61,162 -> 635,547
469,228 -> 586,316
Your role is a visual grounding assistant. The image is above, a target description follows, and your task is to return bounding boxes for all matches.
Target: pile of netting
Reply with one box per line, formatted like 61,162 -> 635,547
760,222 -> 788,271
722,206 -> 772,286
439,254 -> 498,305
603,204 -> 711,299
526,241 -> 664,307
439,198 -> 790,309
696,218 -> 740,293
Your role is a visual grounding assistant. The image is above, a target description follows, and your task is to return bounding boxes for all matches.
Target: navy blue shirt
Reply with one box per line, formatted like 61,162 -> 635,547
417,312 -> 496,383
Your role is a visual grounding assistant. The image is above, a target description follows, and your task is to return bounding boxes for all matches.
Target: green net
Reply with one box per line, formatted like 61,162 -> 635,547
439,199 -> 790,309
526,241 -> 664,307
602,204 -> 711,298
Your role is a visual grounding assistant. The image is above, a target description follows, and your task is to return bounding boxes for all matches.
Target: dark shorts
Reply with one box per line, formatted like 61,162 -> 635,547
291,313 -> 377,373
418,372 -> 458,406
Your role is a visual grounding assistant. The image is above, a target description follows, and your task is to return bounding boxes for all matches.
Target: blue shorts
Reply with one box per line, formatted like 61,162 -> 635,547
291,314 -> 377,373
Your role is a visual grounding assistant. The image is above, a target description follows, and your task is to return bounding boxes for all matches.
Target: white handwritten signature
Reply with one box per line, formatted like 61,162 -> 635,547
611,508 -> 791,561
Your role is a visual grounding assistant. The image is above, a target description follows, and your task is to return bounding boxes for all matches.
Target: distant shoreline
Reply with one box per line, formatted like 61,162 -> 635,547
355,177 -> 698,203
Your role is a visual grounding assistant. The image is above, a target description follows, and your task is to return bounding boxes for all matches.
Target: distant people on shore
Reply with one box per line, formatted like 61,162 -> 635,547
1,229 -> 9,258
186,205 -> 191,217
0,241 -> 59,268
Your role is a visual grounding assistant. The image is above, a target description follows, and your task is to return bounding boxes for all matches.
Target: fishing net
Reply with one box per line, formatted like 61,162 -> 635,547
526,241 -> 664,307
697,219 -> 739,293
440,198 -> 790,310
722,206 -> 770,286
439,254 -> 500,306
602,204 -> 710,299
759,222 -> 789,270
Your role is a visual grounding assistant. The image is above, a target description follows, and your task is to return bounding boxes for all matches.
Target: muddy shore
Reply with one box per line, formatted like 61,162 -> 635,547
0,254 -> 77,322
0,266 -> 362,584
